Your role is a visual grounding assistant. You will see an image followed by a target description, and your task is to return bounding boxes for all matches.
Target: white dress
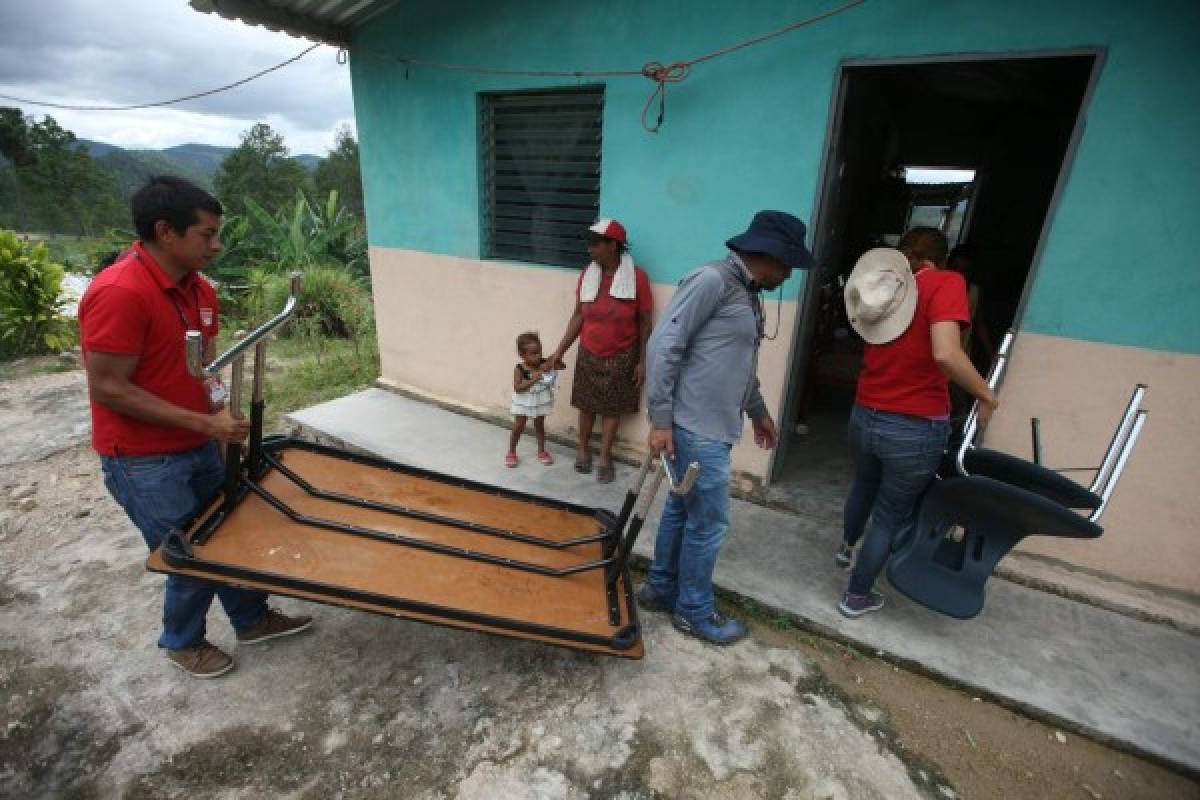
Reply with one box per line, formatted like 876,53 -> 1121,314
511,367 -> 556,417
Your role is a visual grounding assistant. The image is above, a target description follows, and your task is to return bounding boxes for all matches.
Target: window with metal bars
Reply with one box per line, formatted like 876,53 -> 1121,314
479,86 -> 604,267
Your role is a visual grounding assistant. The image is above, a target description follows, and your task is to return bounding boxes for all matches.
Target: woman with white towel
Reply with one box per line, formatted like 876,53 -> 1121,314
549,219 -> 653,483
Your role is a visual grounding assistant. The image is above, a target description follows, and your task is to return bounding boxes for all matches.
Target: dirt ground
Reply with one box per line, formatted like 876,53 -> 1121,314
749,622 -> 1197,800
1,362 -> 1196,799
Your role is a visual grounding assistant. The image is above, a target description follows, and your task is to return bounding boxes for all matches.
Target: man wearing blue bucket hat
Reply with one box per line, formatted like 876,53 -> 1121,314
640,211 -> 814,645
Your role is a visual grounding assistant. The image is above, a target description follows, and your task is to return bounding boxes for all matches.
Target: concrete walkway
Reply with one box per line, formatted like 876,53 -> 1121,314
289,388 -> 1200,776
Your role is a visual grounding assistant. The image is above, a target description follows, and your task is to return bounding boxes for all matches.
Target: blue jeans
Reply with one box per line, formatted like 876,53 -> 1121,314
646,425 -> 733,621
101,442 -> 268,650
843,405 -> 950,596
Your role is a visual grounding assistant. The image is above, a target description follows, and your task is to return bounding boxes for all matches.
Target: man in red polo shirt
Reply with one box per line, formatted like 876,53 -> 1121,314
79,176 -> 312,678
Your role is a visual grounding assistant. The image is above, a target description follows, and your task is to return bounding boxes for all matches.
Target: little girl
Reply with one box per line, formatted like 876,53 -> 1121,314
507,331 -> 556,467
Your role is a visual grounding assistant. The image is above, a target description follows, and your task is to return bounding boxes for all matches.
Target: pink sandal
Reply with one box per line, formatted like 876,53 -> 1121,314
537,450 -> 554,466
504,452 -> 518,468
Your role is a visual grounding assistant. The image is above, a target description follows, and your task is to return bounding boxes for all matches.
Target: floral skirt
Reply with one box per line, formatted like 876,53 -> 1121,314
571,346 -> 639,416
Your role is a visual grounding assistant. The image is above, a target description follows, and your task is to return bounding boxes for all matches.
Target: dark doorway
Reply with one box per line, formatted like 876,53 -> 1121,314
769,53 -> 1099,509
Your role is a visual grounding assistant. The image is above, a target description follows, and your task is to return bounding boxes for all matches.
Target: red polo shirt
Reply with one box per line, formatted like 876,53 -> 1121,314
575,266 -> 653,357
855,268 -> 971,419
79,242 -> 219,456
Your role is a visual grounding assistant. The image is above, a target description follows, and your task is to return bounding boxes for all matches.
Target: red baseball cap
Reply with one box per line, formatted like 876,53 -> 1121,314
587,218 -> 627,244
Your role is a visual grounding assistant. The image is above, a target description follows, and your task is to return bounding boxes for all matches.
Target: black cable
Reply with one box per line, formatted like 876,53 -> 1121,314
0,44 -> 321,112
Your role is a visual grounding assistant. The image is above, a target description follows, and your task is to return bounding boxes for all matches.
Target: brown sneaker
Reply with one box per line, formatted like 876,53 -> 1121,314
166,640 -> 234,678
236,608 -> 313,645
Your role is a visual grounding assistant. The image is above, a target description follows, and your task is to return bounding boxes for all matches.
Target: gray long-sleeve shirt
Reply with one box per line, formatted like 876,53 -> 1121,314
646,254 -> 768,444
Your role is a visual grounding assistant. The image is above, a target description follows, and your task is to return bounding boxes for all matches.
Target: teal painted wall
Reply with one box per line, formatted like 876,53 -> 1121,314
350,0 -> 1200,355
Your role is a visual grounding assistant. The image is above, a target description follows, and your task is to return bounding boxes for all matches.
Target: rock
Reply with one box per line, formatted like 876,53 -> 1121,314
17,497 -> 36,512
58,351 -> 78,364
73,508 -> 91,519
1054,731 -> 1067,744
10,485 -> 36,502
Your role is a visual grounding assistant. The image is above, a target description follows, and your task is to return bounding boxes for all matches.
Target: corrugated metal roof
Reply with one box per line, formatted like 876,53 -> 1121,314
189,0 -> 399,45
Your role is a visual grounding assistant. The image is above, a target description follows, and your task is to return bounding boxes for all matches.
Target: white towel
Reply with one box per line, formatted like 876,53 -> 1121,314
579,252 -> 637,303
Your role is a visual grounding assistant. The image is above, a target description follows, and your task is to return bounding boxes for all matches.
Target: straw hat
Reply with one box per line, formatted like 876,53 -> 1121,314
844,248 -> 917,344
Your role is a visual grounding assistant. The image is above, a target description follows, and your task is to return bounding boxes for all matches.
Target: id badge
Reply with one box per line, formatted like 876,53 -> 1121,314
204,375 -> 228,412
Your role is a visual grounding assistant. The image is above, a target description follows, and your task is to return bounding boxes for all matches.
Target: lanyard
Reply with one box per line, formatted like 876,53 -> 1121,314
728,256 -> 782,342
135,249 -> 203,338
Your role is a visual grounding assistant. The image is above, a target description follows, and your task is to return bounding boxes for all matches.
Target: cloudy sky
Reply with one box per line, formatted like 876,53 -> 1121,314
0,0 -> 354,155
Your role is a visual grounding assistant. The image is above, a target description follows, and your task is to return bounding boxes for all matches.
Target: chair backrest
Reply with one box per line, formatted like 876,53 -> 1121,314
887,476 -> 1103,619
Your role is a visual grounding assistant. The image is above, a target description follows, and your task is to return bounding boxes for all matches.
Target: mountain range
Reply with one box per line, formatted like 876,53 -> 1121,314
78,139 -> 321,195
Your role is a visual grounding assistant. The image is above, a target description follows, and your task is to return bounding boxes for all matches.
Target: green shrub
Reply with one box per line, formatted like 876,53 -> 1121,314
264,266 -> 373,340
0,230 -> 76,358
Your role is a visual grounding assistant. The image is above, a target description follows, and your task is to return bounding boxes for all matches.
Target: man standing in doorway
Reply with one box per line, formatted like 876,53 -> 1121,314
79,176 -> 312,678
639,211 -> 813,645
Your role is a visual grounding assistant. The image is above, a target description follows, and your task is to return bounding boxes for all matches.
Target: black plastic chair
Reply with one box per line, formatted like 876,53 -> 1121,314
886,331 -> 1147,619
887,476 -> 1102,619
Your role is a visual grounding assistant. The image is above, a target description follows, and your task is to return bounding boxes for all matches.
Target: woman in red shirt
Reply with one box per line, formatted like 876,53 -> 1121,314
549,219 -> 653,483
837,228 -> 998,618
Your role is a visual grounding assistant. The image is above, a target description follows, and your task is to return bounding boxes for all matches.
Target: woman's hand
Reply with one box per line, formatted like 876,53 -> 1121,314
976,392 -> 999,428
633,362 -> 645,388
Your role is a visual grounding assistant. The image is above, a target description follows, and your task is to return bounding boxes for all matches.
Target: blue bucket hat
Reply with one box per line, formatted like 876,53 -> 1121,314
725,210 -> 814,271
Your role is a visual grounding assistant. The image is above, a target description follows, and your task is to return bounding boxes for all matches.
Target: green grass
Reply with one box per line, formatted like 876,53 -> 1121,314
260,338 -> 380,430
214,323 -> 380,431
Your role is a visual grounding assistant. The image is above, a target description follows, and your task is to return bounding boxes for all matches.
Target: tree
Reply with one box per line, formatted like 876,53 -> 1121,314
0,108 -> 36,231
213,123 -> 310,218
20,116 -> 124,237
314,125 -> 364,218
0,112 -> 124,237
